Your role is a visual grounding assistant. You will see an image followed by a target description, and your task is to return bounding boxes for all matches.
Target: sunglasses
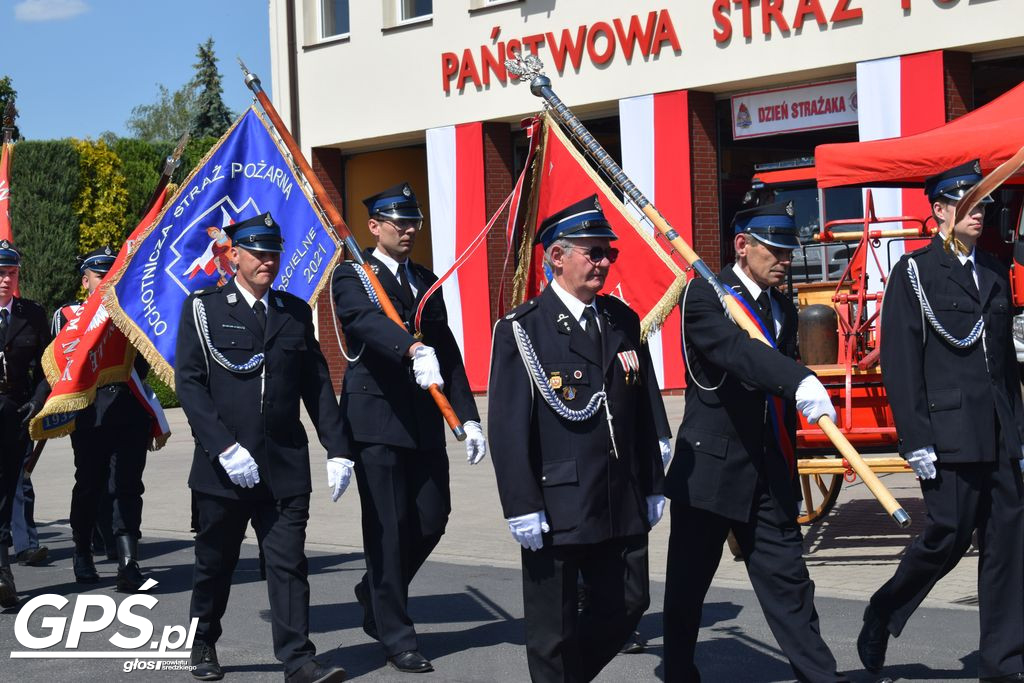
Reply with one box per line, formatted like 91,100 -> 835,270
571,245 -> 619,264
381,218 -> 423,232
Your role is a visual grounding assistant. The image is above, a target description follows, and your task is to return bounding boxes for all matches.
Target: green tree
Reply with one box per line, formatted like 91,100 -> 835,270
0,76 -> 20,142
126,82 -> 196,143
10,141 -> 80,311
190,38 -> 233,139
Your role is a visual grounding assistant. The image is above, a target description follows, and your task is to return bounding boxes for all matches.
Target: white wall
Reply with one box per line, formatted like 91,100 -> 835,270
271,0 -> 1024,156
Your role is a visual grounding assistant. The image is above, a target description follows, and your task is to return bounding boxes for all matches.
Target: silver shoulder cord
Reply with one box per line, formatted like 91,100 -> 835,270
191,297 -> 265,374
680,281 -> 726,392
511,319 -> 620,459
906,257 -> 984,349
327,263 -> 369,364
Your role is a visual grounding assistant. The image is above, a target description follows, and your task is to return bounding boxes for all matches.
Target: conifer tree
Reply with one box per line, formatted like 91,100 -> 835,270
190,38 -> 233,139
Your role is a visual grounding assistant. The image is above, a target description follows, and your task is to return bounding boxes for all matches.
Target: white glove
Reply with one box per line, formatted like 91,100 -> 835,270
646,495 -> 666,528
507,511 -> 549,551
326,457 -> 355,502
659,438 -> 672,469
795,375 -> 837,425
464,420 -> 487,465
218,443 -> 260,488
412,345 -> 444,390
906,446 -> 937,480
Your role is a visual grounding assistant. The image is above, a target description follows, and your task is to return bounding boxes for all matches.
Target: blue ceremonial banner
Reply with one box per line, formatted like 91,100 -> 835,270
102,106 -> 339,385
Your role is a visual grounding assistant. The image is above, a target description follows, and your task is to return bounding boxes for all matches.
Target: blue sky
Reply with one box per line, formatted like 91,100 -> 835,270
0,0 -> 272,140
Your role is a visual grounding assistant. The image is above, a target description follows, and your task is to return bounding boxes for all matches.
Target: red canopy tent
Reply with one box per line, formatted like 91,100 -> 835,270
815,81 -> 1024,189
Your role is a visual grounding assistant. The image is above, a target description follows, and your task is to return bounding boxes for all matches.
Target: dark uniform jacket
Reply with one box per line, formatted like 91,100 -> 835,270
175,278 -> 350,500
0,297 -> 50,411
665,267 -> 810,523
881,235 -> 1024,463
51,305 -> 152,429
488,286 -> 665,546
331,250 -> 479,450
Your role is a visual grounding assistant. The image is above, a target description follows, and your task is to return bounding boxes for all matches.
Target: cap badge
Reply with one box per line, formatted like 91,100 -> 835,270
594,197 -> 602,212
973,160 -> 981,174
0,240 -> 9,249
264,214 -> 273,227
785,201 -> 795,217
402,185 -> 412,197
104,246 -> 112,255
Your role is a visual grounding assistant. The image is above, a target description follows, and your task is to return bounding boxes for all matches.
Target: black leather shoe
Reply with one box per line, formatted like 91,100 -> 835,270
116,536 -> 144,592
286,659 -> 347,683
16,546 -> 48,566
980,674 -> 1024,682
620,630 -> 646,654
857,604 -> 890,674
73,551 -> 100,584
190,640 -> 223,681
354,582 -> 378,640
387,650 -> 433,673
0,566 -> 17,608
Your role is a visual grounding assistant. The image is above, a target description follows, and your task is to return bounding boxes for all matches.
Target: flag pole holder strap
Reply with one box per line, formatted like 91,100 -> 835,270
192,297 -> 264,374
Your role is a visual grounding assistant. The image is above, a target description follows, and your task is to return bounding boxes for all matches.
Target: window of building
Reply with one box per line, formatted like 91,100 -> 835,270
469,0 -> 522,9
322,0 -> 350,38
399,0 -> 431,21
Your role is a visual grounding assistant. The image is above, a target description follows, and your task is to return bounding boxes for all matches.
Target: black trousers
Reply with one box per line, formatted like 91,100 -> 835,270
664,491 -> 846,683
521,534 -> 649,683
869,457 -> 1024,678
353,442 -> 450,656
191,492 -> 315,675
69,419 -> 149,546
0,397 -> 28,548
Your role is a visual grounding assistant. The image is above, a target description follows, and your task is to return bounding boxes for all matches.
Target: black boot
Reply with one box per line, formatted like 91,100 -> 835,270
0,545 -> 17,608
73,533 -> 100,584
857,604 -> 891,674
115,536 -> 144,592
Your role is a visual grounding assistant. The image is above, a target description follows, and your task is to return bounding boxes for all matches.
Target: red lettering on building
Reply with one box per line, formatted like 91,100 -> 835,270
761,0 -> 790,36
613,12 -> 657,61
440,10 -> 683,93
586,22 -> 616,65
830,0 -> 863,23
792,0 -> 828,30
651,9 -> 683,55
712,0 -> 732,43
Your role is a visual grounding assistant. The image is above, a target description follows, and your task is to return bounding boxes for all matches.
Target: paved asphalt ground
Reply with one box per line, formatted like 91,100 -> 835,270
0,398 -> 991,681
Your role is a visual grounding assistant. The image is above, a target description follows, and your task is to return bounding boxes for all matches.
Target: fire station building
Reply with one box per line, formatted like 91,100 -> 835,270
267,0 -> 1024,391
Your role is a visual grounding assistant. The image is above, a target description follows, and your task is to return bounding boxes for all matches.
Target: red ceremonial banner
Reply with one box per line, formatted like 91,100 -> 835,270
30,189 -> 171,445
512,114 -> 684,337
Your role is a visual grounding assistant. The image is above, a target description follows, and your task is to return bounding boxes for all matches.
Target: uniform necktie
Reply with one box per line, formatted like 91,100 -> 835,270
252,300 -> 266,336
964,260 -> 980,295
0,308 -> 8,349
582,306 -> 601,350
397,263 -> 414,307
756,291 -> 775,338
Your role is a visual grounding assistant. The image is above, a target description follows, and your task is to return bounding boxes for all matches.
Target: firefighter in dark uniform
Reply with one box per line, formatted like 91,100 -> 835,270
0,240 -> 48,607
55,246 -> 153,591
330,182 -> 485,675
488,195 -> 665,683
662,202 -> 847,683
175,213 -> 350,683
857,161 -> 1024,683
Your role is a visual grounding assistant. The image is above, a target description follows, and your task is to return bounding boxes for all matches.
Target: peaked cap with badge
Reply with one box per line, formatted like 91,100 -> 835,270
732,200 -> 800,250
226,212 -> 284,253
924,158 -> 993,204
0,240 -> 20,267
536,194 -> 618,249
363,182 -> 424,222
78,245 -> 116,275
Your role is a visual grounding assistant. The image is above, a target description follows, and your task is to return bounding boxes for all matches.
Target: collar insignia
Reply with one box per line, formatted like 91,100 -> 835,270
226,292 -> 238,304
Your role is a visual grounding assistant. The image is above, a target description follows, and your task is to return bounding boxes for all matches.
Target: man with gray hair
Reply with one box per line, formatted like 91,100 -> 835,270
488,194 -> 666,682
